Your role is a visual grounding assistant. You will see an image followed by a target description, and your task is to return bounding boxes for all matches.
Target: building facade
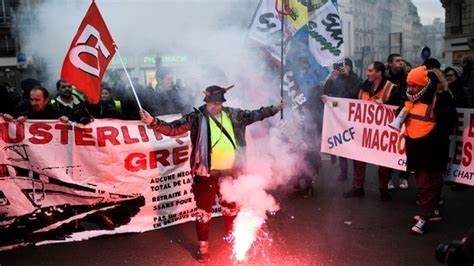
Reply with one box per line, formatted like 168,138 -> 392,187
339,0 -> 424,75
441,0 -> 474,65
422,18 -> 446,65
0,0 -> 48,91
0,0 -> 19,88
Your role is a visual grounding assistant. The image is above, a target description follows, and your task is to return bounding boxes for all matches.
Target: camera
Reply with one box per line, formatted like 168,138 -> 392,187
435,240 -> 470,265
435,227 -> 474,265
333,62 -> 344,70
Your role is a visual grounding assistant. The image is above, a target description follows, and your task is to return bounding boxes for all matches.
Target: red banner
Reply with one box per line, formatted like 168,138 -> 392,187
61,1 -> 116,104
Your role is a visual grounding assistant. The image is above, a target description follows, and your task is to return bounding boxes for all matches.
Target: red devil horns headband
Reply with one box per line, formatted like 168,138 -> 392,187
202,85 -> 235,96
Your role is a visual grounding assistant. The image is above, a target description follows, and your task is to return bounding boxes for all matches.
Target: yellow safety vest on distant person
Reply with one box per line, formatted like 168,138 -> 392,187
113,100 -> 122,113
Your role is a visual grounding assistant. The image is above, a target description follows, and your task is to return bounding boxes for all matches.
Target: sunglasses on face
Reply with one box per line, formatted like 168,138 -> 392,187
61,85 -> 72,89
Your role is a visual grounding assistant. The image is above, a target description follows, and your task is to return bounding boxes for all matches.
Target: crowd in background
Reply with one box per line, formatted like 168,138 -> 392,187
0,55 -> 473,125
320,54 -> 473,195
0,54 -> 472,236
0,67 -> 195,123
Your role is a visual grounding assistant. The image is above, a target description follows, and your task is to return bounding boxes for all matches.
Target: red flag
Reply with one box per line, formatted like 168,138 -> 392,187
61,1 -> 115,104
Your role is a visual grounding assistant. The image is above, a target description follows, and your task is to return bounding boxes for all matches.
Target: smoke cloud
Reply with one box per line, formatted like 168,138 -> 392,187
13,0 -> 323,258
13,0 -> 271,105
12,0 -> 318,181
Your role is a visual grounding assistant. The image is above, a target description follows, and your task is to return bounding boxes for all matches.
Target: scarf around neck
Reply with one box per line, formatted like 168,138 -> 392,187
406,80 -> 430,102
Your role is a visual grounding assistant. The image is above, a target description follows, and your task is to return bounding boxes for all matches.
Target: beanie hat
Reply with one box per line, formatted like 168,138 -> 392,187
203,85 -> 234,102
407,66 -> 429,87
444,66 -> 463,78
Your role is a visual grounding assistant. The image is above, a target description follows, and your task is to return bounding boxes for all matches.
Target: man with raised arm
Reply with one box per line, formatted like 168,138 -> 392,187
140,85 -> 283,263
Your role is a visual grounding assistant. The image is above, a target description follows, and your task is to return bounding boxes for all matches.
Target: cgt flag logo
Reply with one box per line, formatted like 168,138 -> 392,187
61,1 -> 115,104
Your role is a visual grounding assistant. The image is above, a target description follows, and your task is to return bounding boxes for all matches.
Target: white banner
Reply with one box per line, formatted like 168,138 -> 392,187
321,97 -> 474,186
308,1 -> 344,67
248,0 -> 282,61
445,108 -> 474,186
321,97 -> 406,170
0,117 -> 220,250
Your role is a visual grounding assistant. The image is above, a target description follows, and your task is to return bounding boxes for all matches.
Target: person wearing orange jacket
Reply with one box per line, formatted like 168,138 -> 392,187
396,66 -> 456,235
343,61 -> 404,201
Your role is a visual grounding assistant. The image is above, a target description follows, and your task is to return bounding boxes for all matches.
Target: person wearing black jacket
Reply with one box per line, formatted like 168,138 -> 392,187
323,58 -> 362,181
87,86 -> 124,119
396,66 -> 457,235
460,56 -> 474,107
385,53 -> 408,90
140,85 -> 283,263
385,54 -> 410,190
4,86 -> 68,123
445,66 -> 469,108
50,80 -> 88,120
444,66 -> 472,192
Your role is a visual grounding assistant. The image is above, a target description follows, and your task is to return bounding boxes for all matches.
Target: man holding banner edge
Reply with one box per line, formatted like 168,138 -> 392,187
342,61 -> 404,201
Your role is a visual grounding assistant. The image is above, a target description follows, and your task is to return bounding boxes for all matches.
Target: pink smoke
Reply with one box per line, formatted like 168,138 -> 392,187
220,174 -> 279,261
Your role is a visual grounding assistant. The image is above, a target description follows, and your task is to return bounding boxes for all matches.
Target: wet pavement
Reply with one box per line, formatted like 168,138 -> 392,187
1,159 -> 473,266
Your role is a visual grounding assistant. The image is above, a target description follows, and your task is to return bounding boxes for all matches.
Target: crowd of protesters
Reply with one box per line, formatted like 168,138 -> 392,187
0,67 -> 193,124
0,55 -> 473,239
319,54 -> 473,236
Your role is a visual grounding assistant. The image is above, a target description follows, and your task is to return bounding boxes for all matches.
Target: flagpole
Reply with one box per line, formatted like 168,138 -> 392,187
114,44 -> 143,110
280,6 -> 284,120
276,0 -> 289,119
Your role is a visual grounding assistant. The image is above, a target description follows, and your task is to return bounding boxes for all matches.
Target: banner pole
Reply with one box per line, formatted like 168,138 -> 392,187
276,0 -> 289,120
280,8 -> 284,120
114,45 -> 143,110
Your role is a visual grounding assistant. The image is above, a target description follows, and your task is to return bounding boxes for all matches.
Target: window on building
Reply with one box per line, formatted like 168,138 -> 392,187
0,33 -> 15,56
451,3 -> 463,34
0,0 -> 11,24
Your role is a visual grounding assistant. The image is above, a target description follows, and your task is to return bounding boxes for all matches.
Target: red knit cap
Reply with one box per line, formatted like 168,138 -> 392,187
407,66 -> 429,87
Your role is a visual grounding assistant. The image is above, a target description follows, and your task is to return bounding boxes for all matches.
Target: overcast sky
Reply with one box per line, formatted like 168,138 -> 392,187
411,0 -> 445,25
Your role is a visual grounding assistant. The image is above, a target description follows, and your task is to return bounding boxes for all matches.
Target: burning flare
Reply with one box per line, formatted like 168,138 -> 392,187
220,174 -> 279,261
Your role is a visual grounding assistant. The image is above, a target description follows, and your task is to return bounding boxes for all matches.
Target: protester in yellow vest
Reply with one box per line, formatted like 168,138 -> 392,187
343,61 -> 404,201
140,85 -> 283,263
98,86 -> 124,119
396,66 -> 456,235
